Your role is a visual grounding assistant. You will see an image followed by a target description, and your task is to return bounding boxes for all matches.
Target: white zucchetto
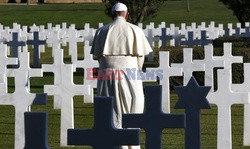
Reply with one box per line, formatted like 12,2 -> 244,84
111,2 -> 128,12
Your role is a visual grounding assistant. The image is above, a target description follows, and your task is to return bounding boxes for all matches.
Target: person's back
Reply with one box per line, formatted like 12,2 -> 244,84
91,2 -> 152,149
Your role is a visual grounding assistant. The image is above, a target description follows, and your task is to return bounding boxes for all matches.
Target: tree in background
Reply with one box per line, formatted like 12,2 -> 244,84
102,0 -> 165,24
219,0 -> 250,27
8,0 -> 16,2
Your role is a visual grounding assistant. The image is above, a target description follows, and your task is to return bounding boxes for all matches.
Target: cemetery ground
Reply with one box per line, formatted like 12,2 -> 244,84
0,44 -> 250,148
0,0 -> 249,148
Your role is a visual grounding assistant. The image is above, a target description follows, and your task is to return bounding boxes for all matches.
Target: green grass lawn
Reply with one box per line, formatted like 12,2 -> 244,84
0,0 -> 249,148
0,0 -> 238,28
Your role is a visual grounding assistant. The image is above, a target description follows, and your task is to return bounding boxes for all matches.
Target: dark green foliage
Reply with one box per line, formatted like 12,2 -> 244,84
219,0 -> 250,26
8,0 -> 16,3
213,37 -> 250,48
102,0 -> 165,24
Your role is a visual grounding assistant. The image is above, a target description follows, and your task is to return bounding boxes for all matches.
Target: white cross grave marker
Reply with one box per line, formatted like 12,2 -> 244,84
73,41 -> 98,103
1,51 -> 47,149
193,45 -> 224,91
44,48 -> 90,146
46,31 -> 63,56
231,63 -> 250,146
171,48 -> 205,85
214,43 -> 243,70
64,28 -> 84,63
0,44 -> 18,93
207,68 -> 250,149
147,51 -> 182,113
146,28 -> 159,61
81,23 -> 95,46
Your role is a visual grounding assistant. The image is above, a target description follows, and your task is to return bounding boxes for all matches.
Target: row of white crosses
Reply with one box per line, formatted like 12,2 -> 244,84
1,21 -> 250,49
0,22 -> 250,63
0,22 -> 250,148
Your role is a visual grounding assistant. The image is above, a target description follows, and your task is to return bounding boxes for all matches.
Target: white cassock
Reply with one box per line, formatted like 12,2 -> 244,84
91,17 -> 152,149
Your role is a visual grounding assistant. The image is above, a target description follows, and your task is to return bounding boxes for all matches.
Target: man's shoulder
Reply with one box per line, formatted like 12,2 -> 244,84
125,22 -> 143,31
97,22 -> 113,32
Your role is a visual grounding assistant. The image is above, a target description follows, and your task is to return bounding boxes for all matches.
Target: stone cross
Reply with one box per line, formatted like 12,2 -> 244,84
171,48 -> 205,85
235,24 -> 242,37
193,45 -> 224,91
73,41 -> 99,103
181,31 -> 200,46
242,27 -> 250,38
200,22 -> 206,30
0,44 -> 18,93
81,23 -> 95,46
2,27 -> 12,45
225,23 -> 235,37
39,25 -> 47,47
180,23 -> 187,35
146,52 -> 183,113
5,32 -> 26,58
214,43 -> 243,70
171,27 -> 185,47
24,112 -> 49,149
68,97 -> 140,149
231,63 -> 250,146
207,69 -> 250,149
46,31 -> 62,52
29,24 -> 39,32
175,77 -> 211,149
158,28 -> 173,47
98,22 -> 104,28
42,47 -> 65,109
0,51 -> 47,149
44,48 -> 90,146
122,85 -> 186,149
27,32 -> 46,68
146,29 -> 158,62
199,30 -> 213,46
218,24 -> 225,37
64,28 -> 84,63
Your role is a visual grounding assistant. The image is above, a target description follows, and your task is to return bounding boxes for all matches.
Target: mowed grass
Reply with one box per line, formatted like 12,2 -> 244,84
0,0 -> 238,28
0,0 -> 248,148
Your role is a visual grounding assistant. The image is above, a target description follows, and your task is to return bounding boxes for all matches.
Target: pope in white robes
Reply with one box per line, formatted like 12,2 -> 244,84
91,2 -> 152,149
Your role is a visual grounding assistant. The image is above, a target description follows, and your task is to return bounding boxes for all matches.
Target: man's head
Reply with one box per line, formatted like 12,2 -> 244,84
111,2 -> 129,20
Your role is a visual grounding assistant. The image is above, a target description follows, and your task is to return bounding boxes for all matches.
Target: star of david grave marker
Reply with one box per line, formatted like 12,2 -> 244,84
175,77 -> 211,149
